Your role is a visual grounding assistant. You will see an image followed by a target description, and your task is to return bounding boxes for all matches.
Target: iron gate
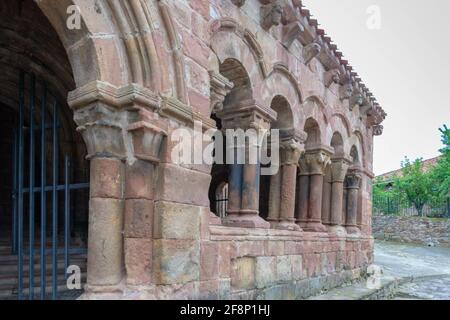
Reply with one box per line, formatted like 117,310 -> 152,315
10,71 -> 89,300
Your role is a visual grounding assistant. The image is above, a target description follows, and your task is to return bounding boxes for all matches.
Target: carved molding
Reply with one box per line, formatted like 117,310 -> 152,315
324,69 -> 341,88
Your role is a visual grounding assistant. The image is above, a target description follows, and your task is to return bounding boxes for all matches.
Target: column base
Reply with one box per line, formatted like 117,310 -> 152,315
274,221 -> 302,232
304,222 -> 328,233
345,226 -> 361,235
223,213 -> 270,229
327,225 -> 347,237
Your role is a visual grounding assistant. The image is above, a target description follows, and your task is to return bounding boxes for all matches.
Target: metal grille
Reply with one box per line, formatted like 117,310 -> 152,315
9,71 -> 89,300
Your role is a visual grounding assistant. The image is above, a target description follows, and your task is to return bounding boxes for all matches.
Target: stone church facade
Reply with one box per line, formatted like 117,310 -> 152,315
0,0 -> 385,299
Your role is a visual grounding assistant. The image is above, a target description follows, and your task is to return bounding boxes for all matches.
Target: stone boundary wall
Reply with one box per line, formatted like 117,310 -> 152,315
373,215 -> 450,246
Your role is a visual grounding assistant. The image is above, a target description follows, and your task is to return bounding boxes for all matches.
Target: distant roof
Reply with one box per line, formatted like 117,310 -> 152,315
377,156 -> 441,181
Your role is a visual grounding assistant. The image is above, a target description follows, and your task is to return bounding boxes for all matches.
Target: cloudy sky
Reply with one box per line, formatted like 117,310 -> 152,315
302,0 -> 450,175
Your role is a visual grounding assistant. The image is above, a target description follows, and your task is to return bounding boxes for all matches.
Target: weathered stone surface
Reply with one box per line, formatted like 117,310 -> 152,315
200,242 -> 219,281
231,257 -> 256,290
276,256 -> 292,282
153,240 -> 200,285
373,215 -> 450,247
153,201 -> 202,240
87,198 -> 124,286
255,256 -> 277,289
90,157 -> 124,199
124,238 -> 152,285
124,199 -> 153,238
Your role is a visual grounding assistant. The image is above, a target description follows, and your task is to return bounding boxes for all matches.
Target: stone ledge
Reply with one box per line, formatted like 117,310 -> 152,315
209,225 -> 373,242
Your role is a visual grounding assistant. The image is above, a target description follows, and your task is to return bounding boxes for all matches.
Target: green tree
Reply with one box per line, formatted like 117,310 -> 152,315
430,125 -> 450,200
393,157 -> 433,217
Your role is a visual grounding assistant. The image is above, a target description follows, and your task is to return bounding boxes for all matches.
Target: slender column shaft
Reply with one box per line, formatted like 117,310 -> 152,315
346,188 -> 359,228
321,176 -> 332,225
87,157 -> 124,287
308,174 -> 324,223
267,170 -> 281,222
296,175 -> 310,226
330,182 -> 345,225
279,164 -> 297,223
241,163 -> 259,213
227,164 -> 243,214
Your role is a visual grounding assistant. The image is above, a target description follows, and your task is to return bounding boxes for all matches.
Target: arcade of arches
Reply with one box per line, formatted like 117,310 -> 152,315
0,0 -> 386,300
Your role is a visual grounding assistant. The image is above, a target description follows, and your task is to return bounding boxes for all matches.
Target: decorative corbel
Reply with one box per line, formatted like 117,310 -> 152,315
303,41 -> 322,65
324,69 -> 341,88
128,121 -> 167,164
349,93 -> 364,111
339,82 -> 354,101
209,71 -> 234,114
282,22 -> 304,48
373,124 -> 384,136
261,1 -> 283,30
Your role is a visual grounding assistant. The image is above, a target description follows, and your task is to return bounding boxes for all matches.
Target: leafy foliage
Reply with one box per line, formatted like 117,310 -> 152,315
374,125 -> 449,217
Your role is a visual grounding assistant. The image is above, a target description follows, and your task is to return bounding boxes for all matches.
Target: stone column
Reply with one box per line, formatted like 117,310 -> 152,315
68,81 -> 164,295
217,100 -> 276,229
296,168 -> 310,228
304,148 -> 332,232
328,157 -> 350,235
276,140 -> 304,231
321,169 -> 332,225
267,170 -> 281,224
345,171 -> 362,235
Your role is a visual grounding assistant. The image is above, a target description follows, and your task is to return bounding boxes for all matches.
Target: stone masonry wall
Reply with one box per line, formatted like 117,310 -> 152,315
373,215 -> 450,247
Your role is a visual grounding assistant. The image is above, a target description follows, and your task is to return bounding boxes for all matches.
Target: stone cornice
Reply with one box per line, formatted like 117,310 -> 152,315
68,81 -> 161,111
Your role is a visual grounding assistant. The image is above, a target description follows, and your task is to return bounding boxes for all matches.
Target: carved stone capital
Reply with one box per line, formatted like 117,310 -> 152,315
331,156 -> 351,183
127,121 -> 167,164
373,125 -> 384,136
68,81 -> 161,160
280,140 -> 304,166
209,71 -> 234,114
300,146 -> 333,175
216,99 -> 276,131
303,42 -> 322,65
324,69 -> 341,88
261,1 -> 283,30
346,172 -> 362,189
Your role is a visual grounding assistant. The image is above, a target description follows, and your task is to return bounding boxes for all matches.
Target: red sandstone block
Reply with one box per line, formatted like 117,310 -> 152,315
235,241 -> 265,258
124,199 -> 154,238
191,11 -> 209,39
188,88 -> 210,116
182,29 -> 211,68
188,0 -> 210,20
125,238 -> 152,286
90,157 -> 124,199
125,160 -> 154,200
218,242 -> 231,278
265,241 -> 285,256
200,242 -> 219,281
199,280 -> 219,300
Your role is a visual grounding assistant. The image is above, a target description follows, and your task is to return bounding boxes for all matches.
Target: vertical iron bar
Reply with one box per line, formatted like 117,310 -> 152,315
64,156 -> 70,280
11,129 -> 18,255
17,71 -> 25,300
40,82 -> 47,300
28,73 -> 36,300
51,101 -> 59,300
